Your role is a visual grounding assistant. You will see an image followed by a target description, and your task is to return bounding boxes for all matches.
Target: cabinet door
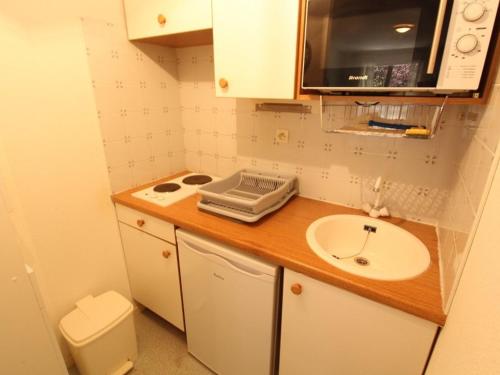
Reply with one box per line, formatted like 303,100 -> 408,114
119,223 -> 184,331
212,0 -> 299,99
124,0 -> 212,40
280,269 -> 438,375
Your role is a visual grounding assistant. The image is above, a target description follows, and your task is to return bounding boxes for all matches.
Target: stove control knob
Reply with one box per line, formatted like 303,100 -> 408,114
463,2 -> 486,22
456,34 -> 479,53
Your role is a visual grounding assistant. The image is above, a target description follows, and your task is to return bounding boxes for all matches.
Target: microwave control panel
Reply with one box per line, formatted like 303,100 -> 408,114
437,0 -> 499,90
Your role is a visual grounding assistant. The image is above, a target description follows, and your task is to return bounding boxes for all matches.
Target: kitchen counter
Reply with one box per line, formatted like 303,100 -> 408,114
112,172 -> 446,326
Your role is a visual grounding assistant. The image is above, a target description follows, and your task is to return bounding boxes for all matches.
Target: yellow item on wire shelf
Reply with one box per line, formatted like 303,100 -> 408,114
405,128 -> 431,137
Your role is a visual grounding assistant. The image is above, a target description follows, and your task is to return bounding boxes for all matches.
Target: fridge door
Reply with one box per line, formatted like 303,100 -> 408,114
177,230 -> 278,375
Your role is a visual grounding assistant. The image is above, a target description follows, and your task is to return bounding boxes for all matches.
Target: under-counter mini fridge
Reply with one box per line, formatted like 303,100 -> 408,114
177,229 -> 279,375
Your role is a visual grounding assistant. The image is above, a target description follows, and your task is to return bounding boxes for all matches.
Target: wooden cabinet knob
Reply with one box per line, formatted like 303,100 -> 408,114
219,78 -> 229,89
162,250 -> 171,259
291,283 -> 302,295
136,219 -> 145,227
157,14 -> 167,25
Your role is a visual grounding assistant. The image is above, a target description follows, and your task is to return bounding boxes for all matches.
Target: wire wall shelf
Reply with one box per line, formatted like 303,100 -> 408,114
320,96 -> 447,139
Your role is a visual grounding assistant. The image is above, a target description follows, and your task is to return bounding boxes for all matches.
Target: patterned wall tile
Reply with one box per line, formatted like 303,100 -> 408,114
437,83 -> 500,310
82,18 -> 185,193
175,45 -> 477,225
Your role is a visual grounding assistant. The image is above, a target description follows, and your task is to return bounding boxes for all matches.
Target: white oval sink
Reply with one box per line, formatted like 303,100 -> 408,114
306,215 -> 430,281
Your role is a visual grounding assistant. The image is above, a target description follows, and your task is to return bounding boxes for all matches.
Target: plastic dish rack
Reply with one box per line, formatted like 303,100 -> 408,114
197,170 -> 299,222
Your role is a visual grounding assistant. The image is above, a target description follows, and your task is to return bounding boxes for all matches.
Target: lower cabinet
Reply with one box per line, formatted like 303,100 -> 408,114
279,269 -> 438,375
119,222 -> 184,331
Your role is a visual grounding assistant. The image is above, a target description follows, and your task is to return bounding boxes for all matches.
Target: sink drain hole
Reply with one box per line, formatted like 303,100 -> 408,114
354,257 -> 370,266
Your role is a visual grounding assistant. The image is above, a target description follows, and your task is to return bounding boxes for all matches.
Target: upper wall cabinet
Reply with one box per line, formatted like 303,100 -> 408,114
212,0 -> 300,99
123,0 -> 213,47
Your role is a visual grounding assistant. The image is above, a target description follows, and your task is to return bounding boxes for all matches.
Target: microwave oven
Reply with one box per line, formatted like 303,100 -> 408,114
302,0 -> 499,93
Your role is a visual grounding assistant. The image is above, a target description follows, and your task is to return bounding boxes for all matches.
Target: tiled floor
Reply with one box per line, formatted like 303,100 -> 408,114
69,308 -> 213,374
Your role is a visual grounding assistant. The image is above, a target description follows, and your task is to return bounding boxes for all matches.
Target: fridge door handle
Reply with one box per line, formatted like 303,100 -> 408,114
179,238 -> 269,279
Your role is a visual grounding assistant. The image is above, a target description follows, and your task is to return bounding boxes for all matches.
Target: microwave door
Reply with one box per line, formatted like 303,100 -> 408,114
302,0 -> 449,91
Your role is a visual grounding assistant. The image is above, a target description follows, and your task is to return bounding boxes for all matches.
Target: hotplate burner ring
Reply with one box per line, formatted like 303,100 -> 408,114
153,183 -> 181,193
182,175 -> 213,185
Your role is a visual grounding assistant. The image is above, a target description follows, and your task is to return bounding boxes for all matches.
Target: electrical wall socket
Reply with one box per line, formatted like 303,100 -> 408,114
275,129 -> 289,144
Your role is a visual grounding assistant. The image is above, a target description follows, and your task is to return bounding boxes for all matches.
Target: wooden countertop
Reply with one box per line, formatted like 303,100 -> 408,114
112,173 -> 446,326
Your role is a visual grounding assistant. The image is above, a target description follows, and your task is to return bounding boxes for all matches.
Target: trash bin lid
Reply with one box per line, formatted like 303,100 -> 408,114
59,291 -> 133,347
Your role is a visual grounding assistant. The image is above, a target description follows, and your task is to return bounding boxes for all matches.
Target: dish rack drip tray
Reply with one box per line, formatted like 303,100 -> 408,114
197,169 -> 299,222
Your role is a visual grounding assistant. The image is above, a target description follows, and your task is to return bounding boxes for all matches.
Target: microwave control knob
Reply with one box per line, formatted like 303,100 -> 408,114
463,2 -> 486,22
456,34 -> 479,53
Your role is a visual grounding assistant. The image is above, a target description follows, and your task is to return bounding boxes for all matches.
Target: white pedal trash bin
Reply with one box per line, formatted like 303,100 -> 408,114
59,291 -> 138,375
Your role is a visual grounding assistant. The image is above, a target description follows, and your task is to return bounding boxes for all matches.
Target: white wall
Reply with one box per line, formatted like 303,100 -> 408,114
427,150 -> 500,374
0,0 -> 131,363
0,141 -> 68,375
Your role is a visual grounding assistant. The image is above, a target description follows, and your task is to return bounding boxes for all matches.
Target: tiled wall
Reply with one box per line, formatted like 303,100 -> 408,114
438,79 -> 500,310
82,18 -> 185,193
177,45 -> 467,224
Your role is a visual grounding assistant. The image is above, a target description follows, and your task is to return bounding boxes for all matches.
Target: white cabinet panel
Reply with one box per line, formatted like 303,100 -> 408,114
119,222 -> 184,331
124,0 -> 212,40
280,269 -> 438,375
212,0 -> 299,99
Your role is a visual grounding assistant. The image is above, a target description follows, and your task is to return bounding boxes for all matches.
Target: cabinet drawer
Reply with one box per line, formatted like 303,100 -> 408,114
119,223 -> 184,331
124,0 -> 212,40
115,204 -> 175,244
